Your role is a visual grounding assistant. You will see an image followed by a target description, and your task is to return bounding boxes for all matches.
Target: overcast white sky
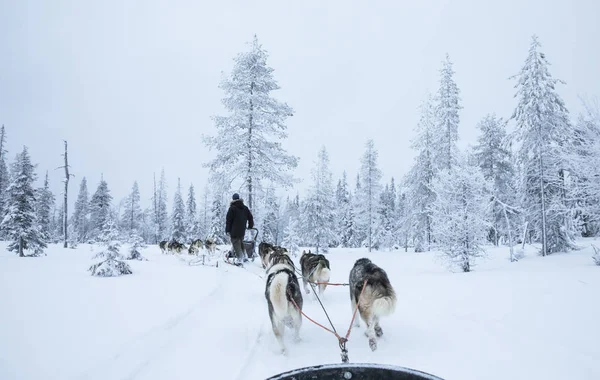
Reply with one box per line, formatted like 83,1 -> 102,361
1,0 -> 599,212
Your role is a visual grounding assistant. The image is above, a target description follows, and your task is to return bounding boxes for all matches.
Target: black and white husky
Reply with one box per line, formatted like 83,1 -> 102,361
349,258 -> 397,351
265,258 -> 303,354
299,250 -> 331,296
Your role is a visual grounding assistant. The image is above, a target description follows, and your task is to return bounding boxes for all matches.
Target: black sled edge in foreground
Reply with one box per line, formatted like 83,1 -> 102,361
265,363 -> 444,380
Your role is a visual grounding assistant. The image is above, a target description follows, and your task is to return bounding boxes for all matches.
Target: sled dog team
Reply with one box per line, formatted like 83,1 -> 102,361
261,246 -> 397,355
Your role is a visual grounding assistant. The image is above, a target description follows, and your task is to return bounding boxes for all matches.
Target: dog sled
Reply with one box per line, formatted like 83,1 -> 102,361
224,228 -> 259,266
266,363 -> 444,380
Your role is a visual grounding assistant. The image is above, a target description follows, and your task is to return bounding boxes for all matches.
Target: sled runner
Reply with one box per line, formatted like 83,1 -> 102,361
224,228 -> 259,266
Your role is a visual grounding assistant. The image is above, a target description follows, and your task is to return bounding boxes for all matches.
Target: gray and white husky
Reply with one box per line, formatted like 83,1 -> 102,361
265,259 -> 303,354
349,258 -> 397,351
299,250 -> 331,296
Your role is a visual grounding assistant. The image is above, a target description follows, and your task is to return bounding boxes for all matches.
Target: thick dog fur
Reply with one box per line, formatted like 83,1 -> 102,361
349,258 -> 397,351
188,239 -> 203,255
265,262 -> 303,354
204,238 -> 217,255
259,242 -> 289,269
299,250 -> 331,296
268,251 -> 295,271
159,240 -> 168,254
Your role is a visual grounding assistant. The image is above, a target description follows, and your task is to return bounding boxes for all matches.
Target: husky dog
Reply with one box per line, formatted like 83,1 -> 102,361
265,259 -> 303,354
259,242 -> 290,269
204,238 -> 217,255
167,240 -> 186,254
268,251 -> 295,270
188,239 -> 203,255
159,240 -> 168,254
299,250 -> 331,296
349,258 -> 397,351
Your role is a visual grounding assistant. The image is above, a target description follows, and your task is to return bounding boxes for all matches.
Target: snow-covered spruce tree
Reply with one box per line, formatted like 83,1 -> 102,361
373,182 -> 397,250
198,185 -> 211,239
432,54 -> 462,172
336,171 -> 355,248
262,187 -> 282,244
0,125 -> 9,237
208,193 -> 227,244
36,171 -> 55,243
71,177 -> 90,243
396,189 -> 412,252
202,35 -> 298,210
566,99 -> 600,237
89,177 -> 113,242
511,35 -> 576,256
121,181 -> 143,239
186,183 -> 201,240
1,147 -> 47,256
473,114 -> 519,246
301,147 -> 336,253
171,178 -> 186,242
89,217 -> 131,276
405,94 -> 437,252
355,140 -> 383,252
429,156 -> 490,272
126,230 -> 147,261
350,173 -> 365,248
282,213 -> 301,256
151,169 -> 169,242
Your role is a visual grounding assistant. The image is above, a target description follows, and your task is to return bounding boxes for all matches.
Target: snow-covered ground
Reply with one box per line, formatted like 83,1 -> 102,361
1,240 -> 598,380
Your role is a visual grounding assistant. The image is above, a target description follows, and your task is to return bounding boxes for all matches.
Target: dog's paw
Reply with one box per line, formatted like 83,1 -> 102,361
375,326 -> 383,337
369,338 -> 377,351
293,335 -> 302,343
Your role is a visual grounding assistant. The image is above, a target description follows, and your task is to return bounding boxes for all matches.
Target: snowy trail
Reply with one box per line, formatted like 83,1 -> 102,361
2,242 -> 600,380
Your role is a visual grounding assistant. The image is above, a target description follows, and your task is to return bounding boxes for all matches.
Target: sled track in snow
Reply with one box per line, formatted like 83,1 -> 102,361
77,270 -> 227,380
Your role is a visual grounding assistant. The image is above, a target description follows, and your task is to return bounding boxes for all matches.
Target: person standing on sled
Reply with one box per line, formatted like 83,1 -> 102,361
226,193 -> 254,266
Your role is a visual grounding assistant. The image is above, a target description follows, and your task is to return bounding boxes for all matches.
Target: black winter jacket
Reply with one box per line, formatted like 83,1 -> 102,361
225,199 -> 254,238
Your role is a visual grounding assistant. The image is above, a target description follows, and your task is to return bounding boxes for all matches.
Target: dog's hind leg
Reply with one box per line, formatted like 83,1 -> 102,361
292,310 -> 302,343
302,277 -> 310,295
374,316 -> 383,338
359,307 -> 378,351
271,319 -> 286,354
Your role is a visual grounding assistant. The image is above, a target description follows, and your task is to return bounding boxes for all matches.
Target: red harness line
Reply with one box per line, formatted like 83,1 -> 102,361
288,279 -> 368,348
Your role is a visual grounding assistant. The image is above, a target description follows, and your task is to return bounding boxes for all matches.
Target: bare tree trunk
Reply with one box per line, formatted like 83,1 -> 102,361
62,141 -> 72,248
19,236 -> 24,257
502,205 -> 515,262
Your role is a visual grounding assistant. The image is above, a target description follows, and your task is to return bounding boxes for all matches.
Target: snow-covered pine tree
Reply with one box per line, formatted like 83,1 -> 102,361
36,171 -> 55,243
126,230 -> 147,261
473,114 -> 519,246
89,177 -> 113,242
262,187 -> 282,244
396,189 -> 411,252
511,35 -> 576,256
198,185 -> 211,239
89,216 -> 132,276
121,181 -> 143,239
430,155 -> 490,272
1,147 -> 47,256
171,178 -> 186,242
282,213 -> 301,256
301,146 -> 336,253
202,36 -> 298,210
335,171 -> 355,248
568,99 -> 600,237
186,183 -> 201,240
350,173 -> 365,248
0,125 -> 9,237
355,140 -> 383,252
153,169 -> 169,242
71,177 -> 90,243
405,94 -> 436,252
208,193 -> 227,244
432,54 -> 462,171
373,183 -> 397,250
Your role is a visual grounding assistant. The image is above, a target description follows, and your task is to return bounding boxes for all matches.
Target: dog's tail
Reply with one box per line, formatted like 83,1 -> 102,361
269,273 -> 289,317
372,294 -> 396,317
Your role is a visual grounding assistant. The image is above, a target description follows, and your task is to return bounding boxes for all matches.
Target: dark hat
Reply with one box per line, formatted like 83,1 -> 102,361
232,193 -> 240,200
